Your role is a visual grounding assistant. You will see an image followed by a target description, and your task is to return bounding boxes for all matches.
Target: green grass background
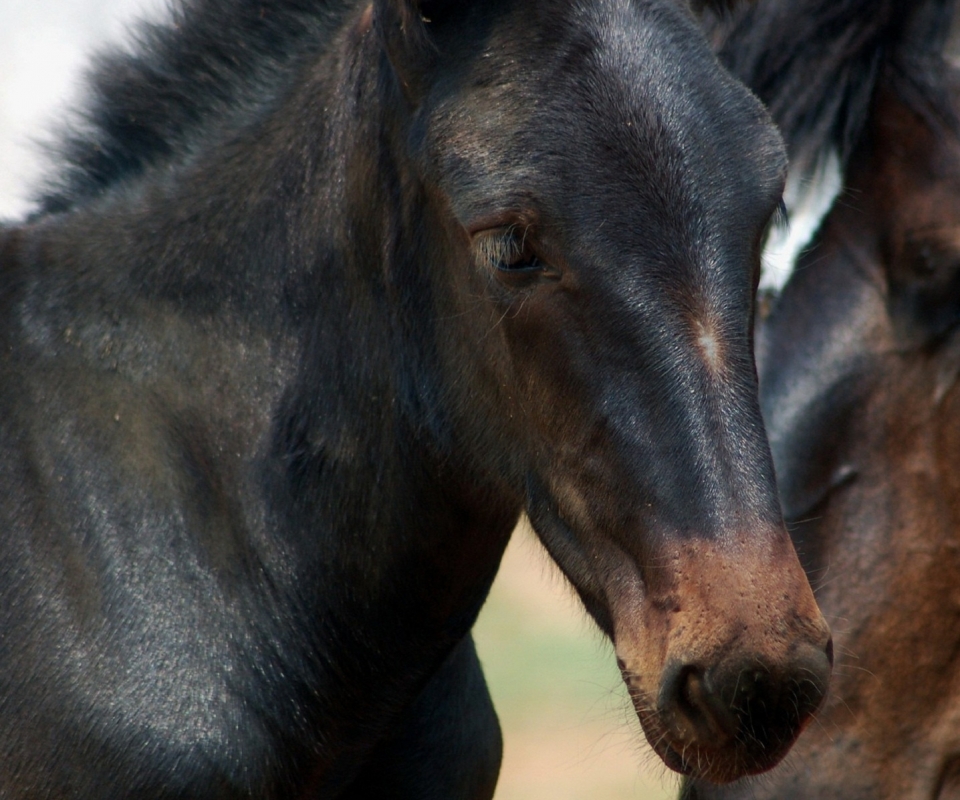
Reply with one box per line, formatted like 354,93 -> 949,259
473,522 -> 678,800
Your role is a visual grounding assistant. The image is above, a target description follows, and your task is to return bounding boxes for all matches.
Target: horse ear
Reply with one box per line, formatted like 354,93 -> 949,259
374,0 -> 448,103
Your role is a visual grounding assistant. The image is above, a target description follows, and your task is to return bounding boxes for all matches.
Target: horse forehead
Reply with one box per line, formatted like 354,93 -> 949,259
595,3 -> 778,131
570,4 -> 786,204
428,0 -> 784,226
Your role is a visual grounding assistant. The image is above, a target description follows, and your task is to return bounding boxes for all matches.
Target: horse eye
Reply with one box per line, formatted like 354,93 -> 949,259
475,227 -> 548,277
498,236 -> 543,273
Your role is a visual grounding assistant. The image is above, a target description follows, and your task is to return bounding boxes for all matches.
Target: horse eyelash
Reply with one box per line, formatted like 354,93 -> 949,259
474,226 -> 530,269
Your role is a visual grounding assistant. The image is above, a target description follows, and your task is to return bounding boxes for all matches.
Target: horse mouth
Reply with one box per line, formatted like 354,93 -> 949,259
631,684 -> 816,785
645,722 -> 797,785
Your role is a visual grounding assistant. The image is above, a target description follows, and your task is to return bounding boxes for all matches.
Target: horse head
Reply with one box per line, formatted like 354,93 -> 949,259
372,0 -> 831,782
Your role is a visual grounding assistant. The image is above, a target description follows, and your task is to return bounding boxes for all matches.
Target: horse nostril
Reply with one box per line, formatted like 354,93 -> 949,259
683,668 -> 732,738
660,644 -> 830,761
788,642 -> 832,722
662,663 -> 739,746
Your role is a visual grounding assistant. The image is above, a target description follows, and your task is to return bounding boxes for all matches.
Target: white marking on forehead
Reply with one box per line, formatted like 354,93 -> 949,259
760,148 -> 844,294
695,319 -> 723,374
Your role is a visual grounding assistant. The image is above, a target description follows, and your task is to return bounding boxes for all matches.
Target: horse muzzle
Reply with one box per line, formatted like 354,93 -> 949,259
613,534 -> 832,784
642,640 -> 831,782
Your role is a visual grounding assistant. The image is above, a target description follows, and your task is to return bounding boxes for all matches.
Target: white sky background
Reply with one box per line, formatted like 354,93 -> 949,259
0,0 -> 169,220
1,0 -> 835,282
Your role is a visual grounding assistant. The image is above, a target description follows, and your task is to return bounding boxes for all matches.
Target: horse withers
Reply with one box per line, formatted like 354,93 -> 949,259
688,1 -> 960,798
0,0 -> 828,795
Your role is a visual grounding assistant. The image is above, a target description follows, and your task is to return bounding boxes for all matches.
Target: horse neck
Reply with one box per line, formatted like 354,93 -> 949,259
29,19 -> 408,399
246,39 -> 518,666
92,27 -> 396,323
21,19 -> 517,624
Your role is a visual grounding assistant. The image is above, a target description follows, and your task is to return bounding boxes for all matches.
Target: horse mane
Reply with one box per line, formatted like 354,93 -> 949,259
707,0 -> 960,173
37,0 -> 354,215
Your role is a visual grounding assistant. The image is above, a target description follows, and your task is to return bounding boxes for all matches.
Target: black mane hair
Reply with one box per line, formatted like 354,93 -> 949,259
707,0 -> 959,173
38,0 -> 353,215
39,0 -> 749,217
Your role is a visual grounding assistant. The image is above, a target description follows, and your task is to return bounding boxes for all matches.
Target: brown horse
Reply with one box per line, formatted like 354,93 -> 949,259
687,1 -> 960,798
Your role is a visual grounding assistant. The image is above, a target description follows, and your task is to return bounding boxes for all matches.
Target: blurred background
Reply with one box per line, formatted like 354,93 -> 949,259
0,0 -> 165,219
474,523 -> 677,800
0,2 -> 677,797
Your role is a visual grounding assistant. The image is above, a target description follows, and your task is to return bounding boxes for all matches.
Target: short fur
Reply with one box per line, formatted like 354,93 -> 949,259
1,0 -> 830,795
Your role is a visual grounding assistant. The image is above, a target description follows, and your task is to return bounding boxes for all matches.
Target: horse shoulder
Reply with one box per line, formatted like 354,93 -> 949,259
0,225 -> 327,796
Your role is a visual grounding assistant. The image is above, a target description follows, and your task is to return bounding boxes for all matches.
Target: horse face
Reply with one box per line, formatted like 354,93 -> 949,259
689,83 -> 960,800
376,0 -> 831,783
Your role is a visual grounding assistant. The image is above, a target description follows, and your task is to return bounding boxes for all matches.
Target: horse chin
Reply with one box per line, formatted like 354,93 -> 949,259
622,640 -> 829,785
635,700 -> 801,785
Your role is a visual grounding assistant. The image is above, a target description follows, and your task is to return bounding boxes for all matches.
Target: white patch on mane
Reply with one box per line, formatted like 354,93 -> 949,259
759,148 -> 843,294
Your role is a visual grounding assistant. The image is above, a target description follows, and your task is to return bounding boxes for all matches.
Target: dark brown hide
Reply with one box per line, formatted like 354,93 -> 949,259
0,0 -> 828,794
685,70 -> 960,800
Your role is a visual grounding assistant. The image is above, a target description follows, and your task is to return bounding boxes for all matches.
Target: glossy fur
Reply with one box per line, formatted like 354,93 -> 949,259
0,0 -> 828,796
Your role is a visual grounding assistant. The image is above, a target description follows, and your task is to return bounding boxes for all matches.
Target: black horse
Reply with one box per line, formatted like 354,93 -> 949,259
0,0 -> 831,796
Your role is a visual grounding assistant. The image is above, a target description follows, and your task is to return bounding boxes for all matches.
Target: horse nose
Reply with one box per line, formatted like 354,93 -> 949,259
660,639 -> 832,755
